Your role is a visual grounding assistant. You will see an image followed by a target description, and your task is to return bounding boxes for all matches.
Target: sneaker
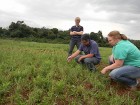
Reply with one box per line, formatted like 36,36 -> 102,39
128,79 -> 140,91
89,66 -> 96,72
87,63 -> 96,72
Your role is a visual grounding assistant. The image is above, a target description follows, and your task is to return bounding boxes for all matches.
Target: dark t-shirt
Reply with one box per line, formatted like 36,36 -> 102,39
79,40 -> 101,61
70,25 -> 83,40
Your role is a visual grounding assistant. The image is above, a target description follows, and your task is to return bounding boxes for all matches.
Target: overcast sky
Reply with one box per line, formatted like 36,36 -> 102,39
0,0 -> 140,40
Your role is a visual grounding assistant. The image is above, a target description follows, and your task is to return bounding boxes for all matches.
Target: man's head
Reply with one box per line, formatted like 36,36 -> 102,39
81,34 -> 90,46
75,17 -> 81,26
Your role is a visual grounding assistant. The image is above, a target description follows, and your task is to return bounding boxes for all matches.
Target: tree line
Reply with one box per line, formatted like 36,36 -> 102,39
0,21 -> 140,48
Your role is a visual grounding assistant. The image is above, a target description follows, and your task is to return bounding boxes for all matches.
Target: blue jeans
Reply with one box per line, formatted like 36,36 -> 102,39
75,55 -> 100,71
68,39 -> 81,56
109,66 -> 140,86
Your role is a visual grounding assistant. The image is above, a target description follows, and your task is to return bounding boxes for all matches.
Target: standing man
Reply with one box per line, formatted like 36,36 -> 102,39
68,17 -> 84,56
67,34 -> 101,71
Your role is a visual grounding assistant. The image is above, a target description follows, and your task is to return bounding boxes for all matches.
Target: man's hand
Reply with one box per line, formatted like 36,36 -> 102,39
67,56 -> 73,62
78,56 -> 84,62
70,31 -> 83,35
73,31 -> 77,35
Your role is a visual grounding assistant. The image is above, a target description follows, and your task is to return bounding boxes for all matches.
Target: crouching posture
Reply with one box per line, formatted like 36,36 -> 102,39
101,31 -> 140,90
67,34 -> 101,71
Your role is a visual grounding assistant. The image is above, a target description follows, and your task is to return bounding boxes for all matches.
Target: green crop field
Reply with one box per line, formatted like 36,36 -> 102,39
0,39 -> 140,105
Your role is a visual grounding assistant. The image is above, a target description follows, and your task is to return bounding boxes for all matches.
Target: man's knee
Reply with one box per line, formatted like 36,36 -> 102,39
84,58 -> 99,65
84,58 -> 92,64
75,55 -> 81,62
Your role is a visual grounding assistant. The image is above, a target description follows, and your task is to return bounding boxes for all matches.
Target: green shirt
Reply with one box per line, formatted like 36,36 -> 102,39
112,40 -> 140,67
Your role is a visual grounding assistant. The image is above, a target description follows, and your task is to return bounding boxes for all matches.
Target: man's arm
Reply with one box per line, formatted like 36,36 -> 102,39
67,50 -> 81,62
80,54 -> 94,59
70,31 -> 83,36
74,31 -> 83,35
78,54 -> 94,62
70,31 -> 75,35
70,50 -> 81,58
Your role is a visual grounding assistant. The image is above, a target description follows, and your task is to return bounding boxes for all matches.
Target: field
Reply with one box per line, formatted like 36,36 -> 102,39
0,39 -> 140,105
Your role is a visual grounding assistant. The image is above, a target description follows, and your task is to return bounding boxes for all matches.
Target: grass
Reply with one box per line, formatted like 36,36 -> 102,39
0,39 -> 140,105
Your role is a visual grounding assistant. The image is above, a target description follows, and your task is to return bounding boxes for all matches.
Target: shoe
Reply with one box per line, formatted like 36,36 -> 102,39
87,63 -> 96,72
128,78 -> 140,91
89,66 -> 96,72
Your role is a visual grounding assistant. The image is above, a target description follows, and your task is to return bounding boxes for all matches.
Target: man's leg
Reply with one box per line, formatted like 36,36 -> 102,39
75,55 -> 86,69
76,39 -> 83,55
84,57 -> 99,71
75,55 -> 84,64
109,66 -> 140,87
68,40 -> 76,56
76,39 -> 81,49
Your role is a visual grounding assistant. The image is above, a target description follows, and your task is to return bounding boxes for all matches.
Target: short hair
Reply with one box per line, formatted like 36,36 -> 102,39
75,17 -> 81,21
81,34 -> 90,41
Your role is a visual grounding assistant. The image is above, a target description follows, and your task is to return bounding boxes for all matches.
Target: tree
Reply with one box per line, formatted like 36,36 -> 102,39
10,29 -> 21,38
9,21 -> 33,38
98,31 -> 103,40
47,30 -> 55,39
90,32 -> 99,41
51,28 -> 58,38
40,27 -> 49,38
0,27 -> 3,36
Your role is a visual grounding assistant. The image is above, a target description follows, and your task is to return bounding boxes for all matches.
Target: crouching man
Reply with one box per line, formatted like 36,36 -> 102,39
67,34 -> 101,71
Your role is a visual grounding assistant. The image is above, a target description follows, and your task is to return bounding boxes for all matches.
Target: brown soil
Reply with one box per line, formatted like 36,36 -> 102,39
20,88 -> 30,100
55,99 -> 68,105
84,82 -> 93,90
107,79 -> 140,97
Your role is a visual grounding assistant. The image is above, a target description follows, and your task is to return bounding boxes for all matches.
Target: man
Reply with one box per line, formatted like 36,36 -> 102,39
67,34 -> 101,71
68,17 -> 84,56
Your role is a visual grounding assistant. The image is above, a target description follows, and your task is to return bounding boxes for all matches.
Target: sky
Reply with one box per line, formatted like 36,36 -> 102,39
0,0 -> 140,40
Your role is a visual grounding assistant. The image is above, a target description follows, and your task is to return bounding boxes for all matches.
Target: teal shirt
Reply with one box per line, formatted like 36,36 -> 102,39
112,40 -> 140,67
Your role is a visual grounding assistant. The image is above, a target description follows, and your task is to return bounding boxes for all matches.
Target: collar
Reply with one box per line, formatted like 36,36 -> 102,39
75,25 -> 80,27
114,40 -> 123,46
114,40 -> 126,47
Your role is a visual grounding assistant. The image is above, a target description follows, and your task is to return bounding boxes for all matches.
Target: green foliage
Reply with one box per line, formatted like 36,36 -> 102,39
8,21 -> 33,38
130,39 -> 140,49
0,81 -> 11,97
0,39 -> 139,104
0,27 -> 3,36
90,31 -> 109,47
28,87 -> 43,104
